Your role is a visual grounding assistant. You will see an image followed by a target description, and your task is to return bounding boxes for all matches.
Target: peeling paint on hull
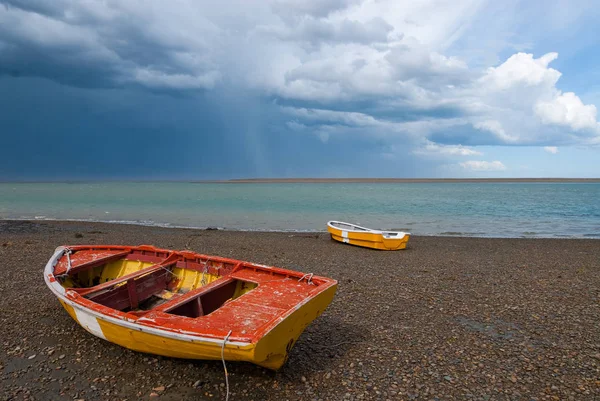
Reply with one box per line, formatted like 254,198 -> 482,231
44,245 -> 337,370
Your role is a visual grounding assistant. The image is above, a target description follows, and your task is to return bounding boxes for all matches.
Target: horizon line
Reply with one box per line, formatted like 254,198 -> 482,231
2,177 -> 600,184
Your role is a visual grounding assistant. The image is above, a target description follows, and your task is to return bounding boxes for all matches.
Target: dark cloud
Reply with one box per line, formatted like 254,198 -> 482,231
0,1 -> 597,180
2,0 -> 68,19
0,76 -> 424,180
0,2 -> 220,90
0,39 -> 121,88
0,77 -> 234,179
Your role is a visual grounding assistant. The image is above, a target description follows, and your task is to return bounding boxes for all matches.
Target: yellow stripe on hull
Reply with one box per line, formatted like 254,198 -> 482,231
57,283 -> 337,370
96,318 -> 255,362
328,227 -> 410,250
59,299 -> 255,362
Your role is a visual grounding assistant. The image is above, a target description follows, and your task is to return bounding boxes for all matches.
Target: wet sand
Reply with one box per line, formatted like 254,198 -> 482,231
1,220 -> 599,400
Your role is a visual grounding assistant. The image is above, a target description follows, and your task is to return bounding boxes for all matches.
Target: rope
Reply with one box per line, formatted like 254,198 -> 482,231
159,265 -> 178,278
64,248 -> 73,274
221,330 -> 233,401
298,273 -> 315,285
200,261 -> 209,286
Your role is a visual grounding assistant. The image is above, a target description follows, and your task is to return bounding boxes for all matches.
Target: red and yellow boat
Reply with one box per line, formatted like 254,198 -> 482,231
327,220 -> 410,250
43,245 -> 337,370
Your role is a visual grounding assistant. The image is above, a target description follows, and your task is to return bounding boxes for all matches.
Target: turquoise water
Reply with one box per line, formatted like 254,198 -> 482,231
0,182 -> 599,238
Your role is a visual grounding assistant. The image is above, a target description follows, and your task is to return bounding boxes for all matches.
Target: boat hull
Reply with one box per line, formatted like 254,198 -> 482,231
57,286 -> 336,369
327,223 -> 410,250
57,298 -> 256,362
44,246 -> 337,370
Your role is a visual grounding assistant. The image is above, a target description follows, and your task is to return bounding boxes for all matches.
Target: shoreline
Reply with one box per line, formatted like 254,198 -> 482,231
2,218 -> 599,240
1,219 -> 599,400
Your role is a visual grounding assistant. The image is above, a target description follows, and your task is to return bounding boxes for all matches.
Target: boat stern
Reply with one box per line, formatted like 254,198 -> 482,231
252,282 -> 338,370
381,233 -> 410,250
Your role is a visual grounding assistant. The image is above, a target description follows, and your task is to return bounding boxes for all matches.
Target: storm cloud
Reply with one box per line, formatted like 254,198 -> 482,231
1,0 -> 599,179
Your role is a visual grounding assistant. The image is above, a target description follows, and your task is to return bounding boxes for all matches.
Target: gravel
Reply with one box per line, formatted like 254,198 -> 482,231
1,220 -> 599,400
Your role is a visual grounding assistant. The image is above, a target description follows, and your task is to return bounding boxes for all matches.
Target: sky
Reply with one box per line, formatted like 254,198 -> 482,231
1,0 -> 599,180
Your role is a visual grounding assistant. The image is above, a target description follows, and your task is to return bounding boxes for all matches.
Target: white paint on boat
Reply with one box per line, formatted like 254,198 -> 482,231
74,307 -> 106,340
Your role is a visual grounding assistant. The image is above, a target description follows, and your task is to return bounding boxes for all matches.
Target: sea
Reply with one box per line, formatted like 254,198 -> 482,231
0,182 -> 599,238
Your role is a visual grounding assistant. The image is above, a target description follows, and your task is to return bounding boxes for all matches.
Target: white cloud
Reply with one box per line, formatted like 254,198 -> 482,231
460,160 -> 506,171
280,106 -> 468,144
466,52 -> 600,145
535,92 -> 599,132
276,45 -> 600,149
342,0 -> 486,49
480,52 -> 561,91
544,146 -> 559,154
473,120 -> 517,143
270,0 -> 363,18
262,17 -> 393,45
286,121 -> 307,131
414,141 -> 482,156
281,106 -> 380,127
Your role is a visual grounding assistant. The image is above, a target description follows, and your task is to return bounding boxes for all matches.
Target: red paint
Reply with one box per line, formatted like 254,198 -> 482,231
51,245 -> 337,344
125,253 -> 165,263
54,249 -> 130,276
72,253 -> 179,297
87,269 -> 169,311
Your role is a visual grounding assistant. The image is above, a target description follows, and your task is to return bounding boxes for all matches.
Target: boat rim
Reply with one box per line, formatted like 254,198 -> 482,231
327,220 -> 410,236
44,246 -> 253,347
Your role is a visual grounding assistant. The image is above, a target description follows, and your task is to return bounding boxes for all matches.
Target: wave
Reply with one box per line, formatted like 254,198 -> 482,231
2,217 -> 321,233
2,216 -> 598,239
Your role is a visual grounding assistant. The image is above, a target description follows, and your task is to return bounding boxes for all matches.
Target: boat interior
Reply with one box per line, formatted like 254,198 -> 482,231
330,221 -> 407,237
381,232 -> 405,238
329,221 -> 369,231
55,247 -> 260,318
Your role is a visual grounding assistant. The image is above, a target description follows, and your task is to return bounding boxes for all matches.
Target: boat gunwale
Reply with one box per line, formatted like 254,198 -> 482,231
327,220 -> 410,237
44,245 -> 337,346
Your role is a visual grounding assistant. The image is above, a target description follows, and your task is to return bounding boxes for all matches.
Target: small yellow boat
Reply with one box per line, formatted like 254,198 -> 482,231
327,221 -> 410,250
44,245 -> 337,370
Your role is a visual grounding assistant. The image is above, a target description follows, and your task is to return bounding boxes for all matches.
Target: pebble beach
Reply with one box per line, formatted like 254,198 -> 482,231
1,220 -> 599,400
